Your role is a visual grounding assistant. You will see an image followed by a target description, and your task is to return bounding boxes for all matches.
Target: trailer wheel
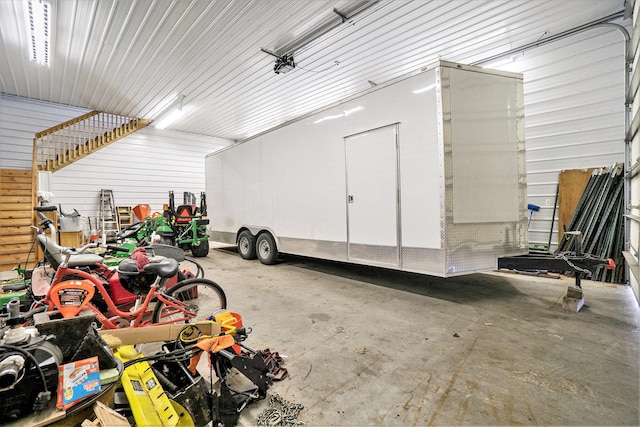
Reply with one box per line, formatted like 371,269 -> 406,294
256,232 -> 278,265
238,230 -> 257,260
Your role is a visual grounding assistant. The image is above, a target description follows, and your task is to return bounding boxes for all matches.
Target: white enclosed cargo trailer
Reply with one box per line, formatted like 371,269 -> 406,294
205,61 -> 528,277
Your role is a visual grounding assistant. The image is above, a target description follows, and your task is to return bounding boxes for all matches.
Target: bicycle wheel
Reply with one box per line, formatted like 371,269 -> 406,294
151,278 -> 227,325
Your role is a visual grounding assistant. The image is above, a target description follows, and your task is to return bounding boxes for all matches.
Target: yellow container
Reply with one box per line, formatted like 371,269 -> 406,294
116,345 -> 193,426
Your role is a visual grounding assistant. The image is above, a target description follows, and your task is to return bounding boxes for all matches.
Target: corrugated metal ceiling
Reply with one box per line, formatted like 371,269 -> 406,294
0,0 -> 627,141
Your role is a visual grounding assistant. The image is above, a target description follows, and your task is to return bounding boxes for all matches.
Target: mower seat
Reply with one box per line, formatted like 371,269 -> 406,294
36,234 -> 103,270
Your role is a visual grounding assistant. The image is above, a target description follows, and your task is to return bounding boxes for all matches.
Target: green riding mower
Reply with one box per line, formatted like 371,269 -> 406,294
116,191 -> 210,257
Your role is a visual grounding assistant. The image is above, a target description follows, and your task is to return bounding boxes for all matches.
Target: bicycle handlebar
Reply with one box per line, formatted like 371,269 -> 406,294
60,242 -> 98,256
35,210 -> 57,240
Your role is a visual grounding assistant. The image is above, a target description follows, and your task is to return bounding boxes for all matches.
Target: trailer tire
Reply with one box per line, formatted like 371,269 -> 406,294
238,230 -> 257,260
256,232 -> 278,265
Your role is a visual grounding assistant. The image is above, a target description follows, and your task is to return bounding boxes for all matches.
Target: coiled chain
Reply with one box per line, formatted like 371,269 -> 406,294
256,393 -> 305,426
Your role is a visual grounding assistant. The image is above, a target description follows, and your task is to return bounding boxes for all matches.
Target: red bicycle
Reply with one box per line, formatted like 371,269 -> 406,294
30,210 -> 226,328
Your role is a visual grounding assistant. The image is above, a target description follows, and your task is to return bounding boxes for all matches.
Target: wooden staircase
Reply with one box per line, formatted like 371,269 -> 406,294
33,111 -> 150,172
0,111 -> 149,272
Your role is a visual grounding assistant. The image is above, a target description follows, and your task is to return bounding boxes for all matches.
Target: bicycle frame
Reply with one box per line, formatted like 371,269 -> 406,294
31,208 -> 201,328
35,256 -> 195,329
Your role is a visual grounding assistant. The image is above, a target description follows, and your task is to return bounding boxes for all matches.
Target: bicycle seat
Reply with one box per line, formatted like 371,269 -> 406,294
143,257 -> 179,278
36,234 -> 103,269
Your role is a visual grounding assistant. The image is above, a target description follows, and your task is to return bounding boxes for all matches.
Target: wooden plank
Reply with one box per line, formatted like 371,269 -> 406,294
0,172 -> 31,183
557,168 -> 596,243
0,244 -> 32,255
0,195 -> 32,204
0,169 -> 31,178
0,234 -> 33,245
0,225 -> 34,236
0,202 -> 33,212
0,188 -> 33,196
0,187 -> 31,194
0,181 -> 31,191
0,211 -> 33,221
0,212 -> 31,221
94,401 -> 131,427
0,252 -> 32,265
0,242 -> 33,254
0,179 -> 31,187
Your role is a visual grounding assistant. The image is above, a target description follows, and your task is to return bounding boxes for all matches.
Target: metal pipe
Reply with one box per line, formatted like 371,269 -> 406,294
593,22 -> 632,285
274,0 -> 383,57
471,11 -> 626,66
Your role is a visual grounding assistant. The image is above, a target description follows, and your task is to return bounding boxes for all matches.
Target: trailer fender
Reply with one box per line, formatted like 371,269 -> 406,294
239,226 -> 280,249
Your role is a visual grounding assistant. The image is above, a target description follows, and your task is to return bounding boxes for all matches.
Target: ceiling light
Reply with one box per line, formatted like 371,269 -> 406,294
154,109 -> 185,130
26,0 -> 50,66
154,95 -> 186,129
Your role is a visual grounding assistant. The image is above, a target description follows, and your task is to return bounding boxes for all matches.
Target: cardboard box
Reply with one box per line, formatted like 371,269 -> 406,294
57,356 -> 101,410
98,321 -> 221,346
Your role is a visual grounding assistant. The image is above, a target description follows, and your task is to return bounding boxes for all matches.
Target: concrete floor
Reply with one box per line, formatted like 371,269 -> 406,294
194,244 -> 639,426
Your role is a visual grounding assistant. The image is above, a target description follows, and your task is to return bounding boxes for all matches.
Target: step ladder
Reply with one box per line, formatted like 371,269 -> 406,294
99,189 -> 120,242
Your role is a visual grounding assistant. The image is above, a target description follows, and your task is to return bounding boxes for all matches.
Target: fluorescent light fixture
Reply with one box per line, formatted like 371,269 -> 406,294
154,109 -> 185,129
313,105 -> 363,124
26,0 -> 50,66
412,83 -> 436,94
154,95 -> 186,129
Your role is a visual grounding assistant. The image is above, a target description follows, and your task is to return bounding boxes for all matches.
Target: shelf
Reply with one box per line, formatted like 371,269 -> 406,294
116,206 -> 134,227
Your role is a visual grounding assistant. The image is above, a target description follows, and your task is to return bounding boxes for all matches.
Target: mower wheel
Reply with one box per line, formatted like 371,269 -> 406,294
158,235 -> 174,246
191,241 -> 210,257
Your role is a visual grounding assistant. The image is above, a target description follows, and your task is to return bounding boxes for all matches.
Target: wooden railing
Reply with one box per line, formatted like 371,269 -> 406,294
33,111 -> 150,172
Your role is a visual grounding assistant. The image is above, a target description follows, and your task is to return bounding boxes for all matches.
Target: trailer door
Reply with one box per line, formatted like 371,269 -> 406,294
345,124 -> 400,266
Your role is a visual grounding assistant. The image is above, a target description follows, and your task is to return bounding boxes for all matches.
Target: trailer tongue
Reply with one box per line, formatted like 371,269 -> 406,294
499,231 -> 615,289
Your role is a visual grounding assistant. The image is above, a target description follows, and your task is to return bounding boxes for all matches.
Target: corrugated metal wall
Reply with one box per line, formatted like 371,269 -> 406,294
0,94 -> 231,226
0,95 -> 89,169
495,26 -> 627,253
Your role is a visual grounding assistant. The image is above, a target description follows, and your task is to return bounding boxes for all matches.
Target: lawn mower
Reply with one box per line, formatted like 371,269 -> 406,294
116,192 -> 210,257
